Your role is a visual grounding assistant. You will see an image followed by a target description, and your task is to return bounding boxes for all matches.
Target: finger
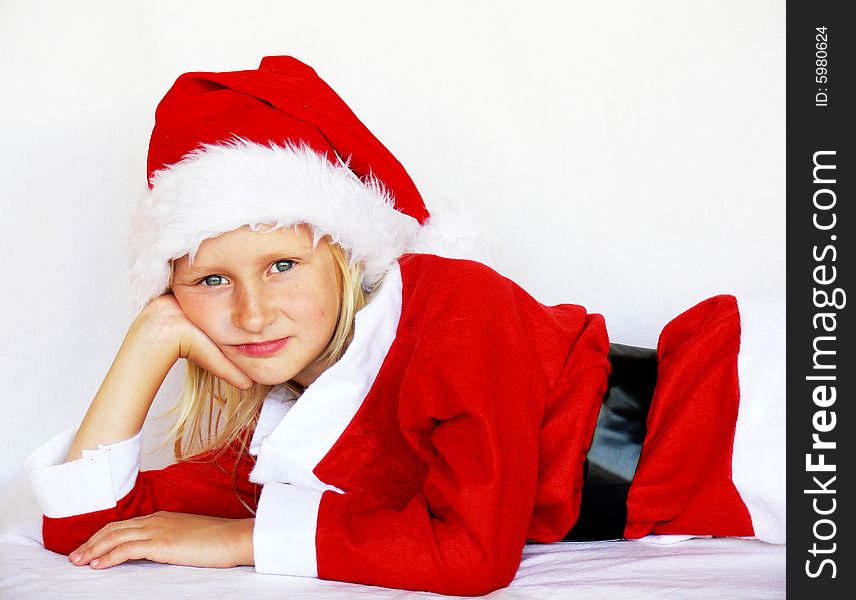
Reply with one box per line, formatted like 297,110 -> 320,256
70,524 -> 146,566
75,518 -> 145,551
88,539 -> 152,570
185,334 -> 254,390
206,350 -> 255,391
142,295 -> 254,390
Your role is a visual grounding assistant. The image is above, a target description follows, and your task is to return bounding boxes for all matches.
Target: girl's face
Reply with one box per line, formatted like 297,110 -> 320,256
171,224 -> 341,388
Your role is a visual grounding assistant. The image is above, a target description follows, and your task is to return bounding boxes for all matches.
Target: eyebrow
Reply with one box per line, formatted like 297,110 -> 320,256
181,250 -> 310,278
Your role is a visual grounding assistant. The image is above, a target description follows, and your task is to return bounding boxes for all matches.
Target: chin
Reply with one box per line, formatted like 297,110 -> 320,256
241,365 -> 297,387
244,372 -> 292,387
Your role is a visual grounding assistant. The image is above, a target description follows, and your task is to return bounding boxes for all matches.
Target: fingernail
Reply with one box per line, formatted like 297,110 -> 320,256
90,559 -> 100,568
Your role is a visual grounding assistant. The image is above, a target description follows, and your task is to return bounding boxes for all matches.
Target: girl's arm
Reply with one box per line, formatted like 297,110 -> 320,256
38,432 -> 262,559
64,294 -> 253,462
28,294 -> 257,559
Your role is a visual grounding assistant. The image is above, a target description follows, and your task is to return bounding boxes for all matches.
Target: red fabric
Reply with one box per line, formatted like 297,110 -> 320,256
624,295 -> 754,538
147,56 -> 429,224
312,254 -> 610,595
42,443 -> 260,556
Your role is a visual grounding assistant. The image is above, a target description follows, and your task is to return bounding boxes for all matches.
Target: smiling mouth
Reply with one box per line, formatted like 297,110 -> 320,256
231,337 -> 290,357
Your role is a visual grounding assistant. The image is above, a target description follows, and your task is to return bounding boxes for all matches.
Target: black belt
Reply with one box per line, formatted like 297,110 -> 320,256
563,343 -> 657,541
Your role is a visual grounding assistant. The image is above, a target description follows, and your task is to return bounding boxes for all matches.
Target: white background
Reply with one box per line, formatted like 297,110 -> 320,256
0,0 -> 784,532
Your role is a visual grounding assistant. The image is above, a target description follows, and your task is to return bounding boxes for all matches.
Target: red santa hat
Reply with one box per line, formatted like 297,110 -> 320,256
127,55 -> 487,313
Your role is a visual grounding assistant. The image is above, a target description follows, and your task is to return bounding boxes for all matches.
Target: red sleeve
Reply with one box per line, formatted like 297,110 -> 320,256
42,443 -> 260,556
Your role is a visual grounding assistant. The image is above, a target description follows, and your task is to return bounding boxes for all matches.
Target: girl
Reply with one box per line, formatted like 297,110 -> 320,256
25,56 -> 755,596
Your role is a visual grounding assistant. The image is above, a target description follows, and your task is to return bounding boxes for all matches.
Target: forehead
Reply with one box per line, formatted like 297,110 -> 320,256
173,224 -> 316,275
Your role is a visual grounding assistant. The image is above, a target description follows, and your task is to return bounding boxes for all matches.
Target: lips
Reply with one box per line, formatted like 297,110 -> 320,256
231,337 -> 289,357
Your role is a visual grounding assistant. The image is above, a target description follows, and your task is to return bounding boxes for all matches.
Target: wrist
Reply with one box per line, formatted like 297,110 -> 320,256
230,518 -> 256,567
128,308 -> 181,363
122,319 -> 178,374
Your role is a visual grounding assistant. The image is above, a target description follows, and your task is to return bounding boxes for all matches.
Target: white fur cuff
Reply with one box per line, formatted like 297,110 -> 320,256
25,427 -> 141,519
253,483 -> 324,577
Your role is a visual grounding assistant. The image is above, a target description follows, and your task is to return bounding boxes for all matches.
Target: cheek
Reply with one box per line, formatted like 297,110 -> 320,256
290,280 -> 340,334
288,294 -> 335,331
174,296 -> 229,339
319,274 -> 343,329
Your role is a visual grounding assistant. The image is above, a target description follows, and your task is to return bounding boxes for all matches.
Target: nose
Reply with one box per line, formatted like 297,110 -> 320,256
231,281 -> 277,334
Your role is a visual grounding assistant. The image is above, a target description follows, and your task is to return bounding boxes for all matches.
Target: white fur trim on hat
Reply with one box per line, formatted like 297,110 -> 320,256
126,140 -> 415,313
125,139 -> 493,314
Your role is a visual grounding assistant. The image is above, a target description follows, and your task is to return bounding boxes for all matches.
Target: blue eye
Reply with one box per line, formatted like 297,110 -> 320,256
271,260 -> 295,273
201,275 -> 227,287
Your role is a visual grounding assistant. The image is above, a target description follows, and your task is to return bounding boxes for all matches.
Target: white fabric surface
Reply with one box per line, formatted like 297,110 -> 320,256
0,533 -> 784,599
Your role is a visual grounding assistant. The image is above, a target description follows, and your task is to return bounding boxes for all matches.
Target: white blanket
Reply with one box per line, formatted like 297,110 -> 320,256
0,534 -> 784,600
0,480 -> 784,600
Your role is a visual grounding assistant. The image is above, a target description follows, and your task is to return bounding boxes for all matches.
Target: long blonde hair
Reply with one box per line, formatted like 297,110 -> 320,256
159,235 -> 368,498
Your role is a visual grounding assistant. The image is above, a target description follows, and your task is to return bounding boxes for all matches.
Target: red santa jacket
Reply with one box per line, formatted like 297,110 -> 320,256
27,253 -> 753,596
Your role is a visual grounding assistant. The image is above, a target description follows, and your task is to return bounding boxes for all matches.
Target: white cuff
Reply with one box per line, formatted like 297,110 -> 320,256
24,426 -> 142,518
253,483 -> 324,577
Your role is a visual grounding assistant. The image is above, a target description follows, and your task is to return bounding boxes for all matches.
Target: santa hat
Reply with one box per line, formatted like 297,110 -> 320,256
127,56 -> 489,313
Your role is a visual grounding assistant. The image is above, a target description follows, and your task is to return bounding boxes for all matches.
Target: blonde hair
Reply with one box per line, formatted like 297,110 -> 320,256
158,234 -> 368,510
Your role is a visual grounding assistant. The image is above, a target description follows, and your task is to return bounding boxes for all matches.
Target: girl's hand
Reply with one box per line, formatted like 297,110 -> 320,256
68,512 -> 255,569
64,293 -> 254,463
135,294 -> 254,391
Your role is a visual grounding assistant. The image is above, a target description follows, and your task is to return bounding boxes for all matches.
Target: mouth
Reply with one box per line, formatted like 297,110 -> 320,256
231,337 -> 290,357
